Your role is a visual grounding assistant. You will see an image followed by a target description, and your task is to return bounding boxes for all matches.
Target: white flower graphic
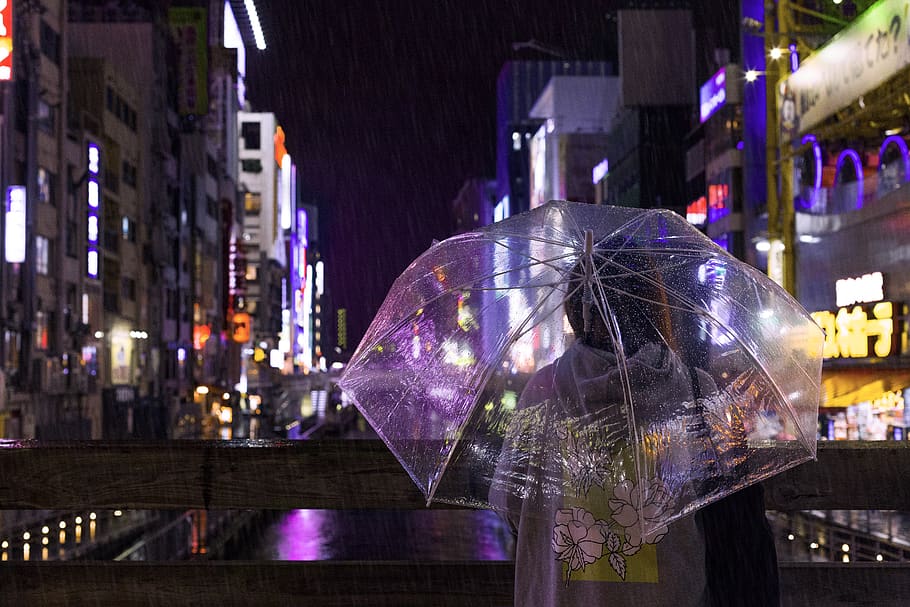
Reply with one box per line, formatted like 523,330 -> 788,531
551,507 -> 609,582
562,430 -> 612,497
609,479 -> 672,550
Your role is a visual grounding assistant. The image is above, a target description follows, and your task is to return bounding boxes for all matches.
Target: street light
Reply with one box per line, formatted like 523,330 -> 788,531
769,47 -> 783,60
745,69 -> 760,82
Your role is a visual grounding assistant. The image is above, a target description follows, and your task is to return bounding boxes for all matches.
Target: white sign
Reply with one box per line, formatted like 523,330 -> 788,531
836,271 -> 884,307
783,0 -> 910,137
4,186 -> 25,263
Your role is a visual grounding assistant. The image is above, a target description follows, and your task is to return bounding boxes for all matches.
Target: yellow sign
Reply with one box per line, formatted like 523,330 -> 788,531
811,301 -> 899,359
232,312 -> 251,343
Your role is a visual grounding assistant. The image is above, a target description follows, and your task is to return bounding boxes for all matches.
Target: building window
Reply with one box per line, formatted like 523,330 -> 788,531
34,311 -> 48,350
122,161 -> 137,188
39,21 -> 60,64
121,216 -> 136,242
121,277 -> 136,301
37,167 -> 55,205
244,192 -> 261,215
241,121 -> 261,150
166,289 -> 178,320
241,158 -> 263,174
37,100 -> 55,133
66,220 -> 78,258
36,236 -> 50,275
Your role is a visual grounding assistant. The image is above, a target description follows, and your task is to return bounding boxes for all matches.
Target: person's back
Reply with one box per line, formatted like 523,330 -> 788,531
505,339 -> 709,607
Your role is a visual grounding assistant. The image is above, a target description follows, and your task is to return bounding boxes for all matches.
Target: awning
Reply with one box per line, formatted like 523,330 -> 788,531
822,368 -> 910,409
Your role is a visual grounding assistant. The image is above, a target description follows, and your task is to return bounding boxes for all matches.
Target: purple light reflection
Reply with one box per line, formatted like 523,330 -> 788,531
801,134 -> 822,209
273,509 -> 328,560
835,149 -> 864,210
879,136 -> 910,182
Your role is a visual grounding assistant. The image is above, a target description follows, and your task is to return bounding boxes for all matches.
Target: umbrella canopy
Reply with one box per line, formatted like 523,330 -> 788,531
339,200 -> 823,535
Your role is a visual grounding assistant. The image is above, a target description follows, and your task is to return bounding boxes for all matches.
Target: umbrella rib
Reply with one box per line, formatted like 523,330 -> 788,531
421,261 -> 578,503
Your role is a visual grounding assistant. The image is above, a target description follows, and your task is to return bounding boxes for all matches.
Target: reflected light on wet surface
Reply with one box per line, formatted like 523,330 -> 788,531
41,547 -> 48,561
22,543 -> 29,561
246,509 -> 514,561
75,525 -> 82,544
89,521 -> 96,542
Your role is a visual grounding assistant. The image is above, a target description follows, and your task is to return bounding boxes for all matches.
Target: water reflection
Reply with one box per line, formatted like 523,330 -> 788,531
242,509 -> 515,561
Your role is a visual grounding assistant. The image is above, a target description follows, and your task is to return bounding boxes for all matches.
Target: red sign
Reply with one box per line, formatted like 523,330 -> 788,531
193,324 -> 211,350
274,126 -> 287,165
0,0 -> 13,81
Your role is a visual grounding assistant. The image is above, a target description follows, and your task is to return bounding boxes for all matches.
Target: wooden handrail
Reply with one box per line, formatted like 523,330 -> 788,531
0,561 -> 907,607
1,440 -> 910,605
0,439 -> 907,511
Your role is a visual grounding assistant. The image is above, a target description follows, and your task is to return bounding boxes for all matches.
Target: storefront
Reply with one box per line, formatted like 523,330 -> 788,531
780,0 -> 910,440
799,231 -> 910,440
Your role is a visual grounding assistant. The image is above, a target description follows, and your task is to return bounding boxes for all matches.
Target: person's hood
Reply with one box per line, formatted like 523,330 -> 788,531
552,340 -> 694,415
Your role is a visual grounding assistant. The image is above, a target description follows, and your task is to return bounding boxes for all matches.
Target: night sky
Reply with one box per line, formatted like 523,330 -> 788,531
246,0 -> 619,349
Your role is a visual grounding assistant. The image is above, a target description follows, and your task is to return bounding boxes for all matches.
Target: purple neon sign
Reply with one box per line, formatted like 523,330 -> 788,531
87,143 -> 101,278
835,149 -> 864,210
699,67 -> 726,123
879,135 -> 910,182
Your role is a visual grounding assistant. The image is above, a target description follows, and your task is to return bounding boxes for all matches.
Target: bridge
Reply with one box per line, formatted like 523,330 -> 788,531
0,439 -> 906,606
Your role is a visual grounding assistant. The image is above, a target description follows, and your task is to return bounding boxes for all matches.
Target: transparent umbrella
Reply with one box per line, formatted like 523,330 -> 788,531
339,200 -> 823,538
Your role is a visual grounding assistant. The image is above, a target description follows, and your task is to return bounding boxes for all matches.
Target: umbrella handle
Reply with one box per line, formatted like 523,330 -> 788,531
582,230 -> 594,336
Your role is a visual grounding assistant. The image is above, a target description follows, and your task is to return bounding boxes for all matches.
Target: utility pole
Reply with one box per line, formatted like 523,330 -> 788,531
765,0 -> 797,295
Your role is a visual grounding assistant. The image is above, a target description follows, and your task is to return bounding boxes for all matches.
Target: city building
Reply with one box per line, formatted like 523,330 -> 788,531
236,111 -> 288,395
451,178 -> 497,233
770,0 -> 910,440
495,61 -> 613,218
528,75 -> 619,208
0,0 -> 83,439
598,8 -> 696,218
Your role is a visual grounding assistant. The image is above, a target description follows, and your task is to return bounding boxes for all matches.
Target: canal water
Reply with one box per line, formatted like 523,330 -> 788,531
234,509 -> 515,561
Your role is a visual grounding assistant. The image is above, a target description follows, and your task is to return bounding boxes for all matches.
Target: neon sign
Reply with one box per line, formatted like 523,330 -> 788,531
0,0 -> 13,81
86,143 -> 101,278
591,158 -> 609,184
811,302 -> 899,359
699,67 -> 726,123
4,186 -> 25,263
836,272 -> 884,308
686,196 -> 706,226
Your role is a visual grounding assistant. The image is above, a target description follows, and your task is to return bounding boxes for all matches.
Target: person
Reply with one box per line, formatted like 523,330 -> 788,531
491,246 -> 779,607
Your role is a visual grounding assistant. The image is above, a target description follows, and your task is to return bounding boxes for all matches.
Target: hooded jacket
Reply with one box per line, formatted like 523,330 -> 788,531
494,340 -> 779,607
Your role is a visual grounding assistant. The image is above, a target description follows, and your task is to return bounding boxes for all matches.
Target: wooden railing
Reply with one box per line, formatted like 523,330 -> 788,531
0,440 -> 908,606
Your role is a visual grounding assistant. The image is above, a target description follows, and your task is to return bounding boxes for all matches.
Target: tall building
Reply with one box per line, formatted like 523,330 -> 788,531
236,111 -> 286,393
528,76 -> 620,207
495,61 -> 613,218
0,0 -> 84,439
599,8 -> 696,218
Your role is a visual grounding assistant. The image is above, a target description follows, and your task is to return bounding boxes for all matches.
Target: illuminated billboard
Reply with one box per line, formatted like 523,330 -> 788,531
783,0 -> 910,138
86,143 -> 101,278
168,7 -> 209,116
699,67 -> 726,123
5,186 -> 25,263
0,0 -> 12,81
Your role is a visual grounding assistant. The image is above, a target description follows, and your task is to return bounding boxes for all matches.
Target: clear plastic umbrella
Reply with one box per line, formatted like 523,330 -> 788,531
339,200 -> 823,539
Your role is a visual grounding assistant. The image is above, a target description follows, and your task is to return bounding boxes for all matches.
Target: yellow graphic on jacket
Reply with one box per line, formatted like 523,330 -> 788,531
550,426 -> 671,585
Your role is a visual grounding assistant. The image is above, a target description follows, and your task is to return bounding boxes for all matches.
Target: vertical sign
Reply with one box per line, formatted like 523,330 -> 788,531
0,0 -> 12,81
86,143 -> 100,278
4,186 -> 25,262
168,7 -> 208,116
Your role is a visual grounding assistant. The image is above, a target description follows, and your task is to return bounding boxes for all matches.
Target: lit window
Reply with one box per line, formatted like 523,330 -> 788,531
36,236 -> 50,275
